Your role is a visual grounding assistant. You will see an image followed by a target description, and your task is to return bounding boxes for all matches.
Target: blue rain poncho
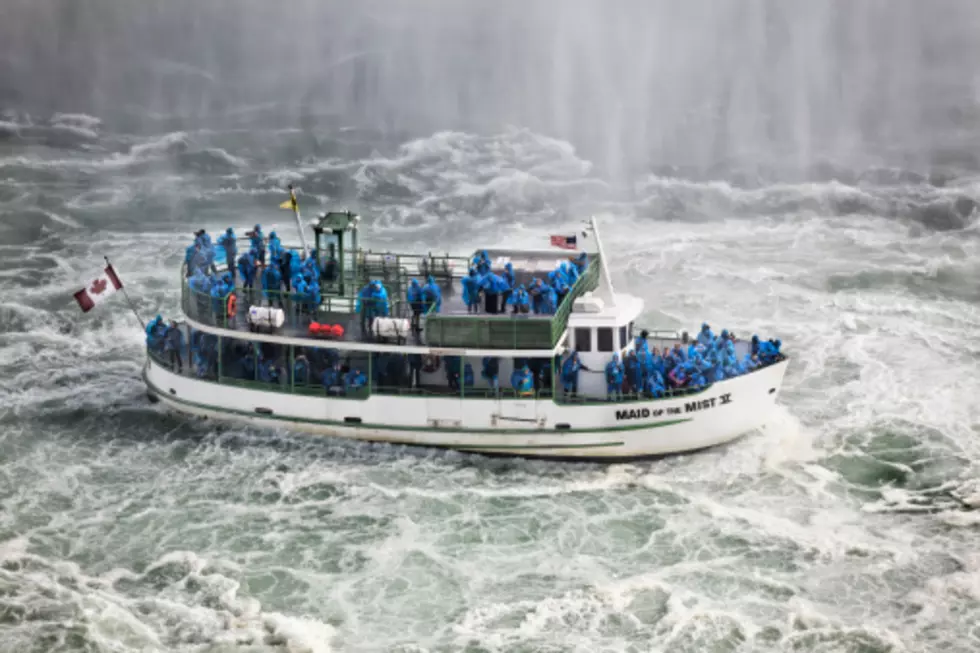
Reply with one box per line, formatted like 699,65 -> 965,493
422,276 -> 442,313
605,354 -> 624,392
507,285 -> 530,312
461,269 -> 482,307
262,264 -> 282,300
697,323 -> 714,347
268,232 -> 283,264
407,278 -> 423,306
561,353 -> 584,392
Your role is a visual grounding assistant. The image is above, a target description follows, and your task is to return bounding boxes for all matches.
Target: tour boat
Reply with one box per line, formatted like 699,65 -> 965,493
142,210 -> 790,460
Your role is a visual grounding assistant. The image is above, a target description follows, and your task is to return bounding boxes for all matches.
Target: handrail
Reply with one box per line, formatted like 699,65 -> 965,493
424,258 -> 601,349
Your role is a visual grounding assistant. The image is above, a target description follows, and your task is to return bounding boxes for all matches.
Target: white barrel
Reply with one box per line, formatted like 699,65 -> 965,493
371,317 -> 410,341
248,305 -> 285,329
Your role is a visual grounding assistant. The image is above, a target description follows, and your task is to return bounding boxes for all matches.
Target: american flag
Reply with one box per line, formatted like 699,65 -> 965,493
550,234 -> 577,250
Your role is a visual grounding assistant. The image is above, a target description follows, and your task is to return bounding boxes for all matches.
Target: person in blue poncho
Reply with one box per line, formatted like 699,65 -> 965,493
560,351 -> 589,398
697,323 -> 714,347
188,269 -> 211,317
463,363 -> 474,388
634,329 -> 650,355
605,353 -> 624,401
218,228 -> 237,281
461,268 -> 482,314
508,284 -> 530,315
306,276 -> 321,315
573,252 -> 588,274
322,362 -> 343,395
514,365 -> 534,396
258,359 -> 281,385
209,275 -> 228,319
549,270 -> 569,307
344,368 -> 367,393
561,260 -> 579,287
301,253 -> 319,283
162,320 -> 183,372
751,335 -> 761,357
407,278 -> 424,332
237,250 -> 256,299
249,224 -> 265,263
262,263 -> 282,306
624,350 -> 641,395
356,281 -> 374,333
293,276 -> 308,317
502,262 -> 515,307
145,315 -> 163,350
529,278 -> 545,315
422,276 -> 442,314
268,231 -> 283,265
540,281 -> 558,315
644,369 -> 666,398
481,271 -> 509,315
292,354 -> 310,386
184,243 -> 197,275
475,250 -> 491,276
481,356 -> 500,393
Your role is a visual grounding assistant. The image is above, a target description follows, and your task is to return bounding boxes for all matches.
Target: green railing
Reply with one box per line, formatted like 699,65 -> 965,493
424,258 -> 600,349
181,275 -> 234,329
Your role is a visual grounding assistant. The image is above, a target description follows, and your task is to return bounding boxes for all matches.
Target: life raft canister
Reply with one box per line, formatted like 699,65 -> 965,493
422,355 -> 441,373
226,293 -> 237,317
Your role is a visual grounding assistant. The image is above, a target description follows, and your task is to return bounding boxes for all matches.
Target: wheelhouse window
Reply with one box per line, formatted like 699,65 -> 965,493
619,325 -> 627,350
575,328 -> 592,352
597,327 -> 614,352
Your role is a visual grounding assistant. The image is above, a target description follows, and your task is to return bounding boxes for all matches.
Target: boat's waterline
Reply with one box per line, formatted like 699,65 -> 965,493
144,356 -> 789,459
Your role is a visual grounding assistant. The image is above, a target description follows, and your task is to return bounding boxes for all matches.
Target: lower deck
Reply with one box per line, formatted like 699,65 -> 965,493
143,353 -> 791,458
150,321 -> 772,407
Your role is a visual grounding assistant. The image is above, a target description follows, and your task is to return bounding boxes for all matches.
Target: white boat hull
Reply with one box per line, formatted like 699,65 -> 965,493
143,357 -> 789,460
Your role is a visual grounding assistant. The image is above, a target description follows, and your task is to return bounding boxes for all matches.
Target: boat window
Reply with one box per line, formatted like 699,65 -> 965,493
574,328 -> 592,352
619,325 -> 627,350
597,327 -> 614,352
628,321 -> 634,341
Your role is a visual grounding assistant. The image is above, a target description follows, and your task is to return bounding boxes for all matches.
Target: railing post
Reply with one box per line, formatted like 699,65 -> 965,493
289,345 -> 295,393
217,334 -> 223,379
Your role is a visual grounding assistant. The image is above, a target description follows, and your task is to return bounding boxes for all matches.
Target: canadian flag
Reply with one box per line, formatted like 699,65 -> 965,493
74,264 -> 123,313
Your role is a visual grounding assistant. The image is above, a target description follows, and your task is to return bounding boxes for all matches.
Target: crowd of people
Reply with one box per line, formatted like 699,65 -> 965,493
558,323 -> 784,401
148,315 -> 783,403
184,225 -> 324,320
462,250 -> 589,316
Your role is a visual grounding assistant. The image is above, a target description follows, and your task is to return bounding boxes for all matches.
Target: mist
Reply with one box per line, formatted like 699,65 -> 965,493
3,0 -> 980,178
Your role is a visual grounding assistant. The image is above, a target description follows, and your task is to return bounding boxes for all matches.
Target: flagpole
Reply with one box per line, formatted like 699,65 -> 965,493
105,256 -> 146,329
287,184 -> 310,255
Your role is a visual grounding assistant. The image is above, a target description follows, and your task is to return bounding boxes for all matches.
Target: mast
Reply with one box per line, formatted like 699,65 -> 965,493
283,184 -> 310,254
588,215 -> 617,307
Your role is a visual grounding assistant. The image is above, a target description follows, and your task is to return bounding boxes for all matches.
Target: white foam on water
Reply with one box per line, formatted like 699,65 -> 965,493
1,124 -> 979,652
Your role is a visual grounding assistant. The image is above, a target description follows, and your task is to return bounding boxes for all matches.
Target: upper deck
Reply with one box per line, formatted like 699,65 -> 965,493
183,244 -> 600,353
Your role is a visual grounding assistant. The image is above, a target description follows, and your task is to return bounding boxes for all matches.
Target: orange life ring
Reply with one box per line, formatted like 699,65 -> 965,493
422,355 -> 441,374
227,293 -> 237,317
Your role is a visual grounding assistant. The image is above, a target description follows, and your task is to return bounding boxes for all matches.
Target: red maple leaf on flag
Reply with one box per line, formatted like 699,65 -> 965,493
90,278 -> 108,295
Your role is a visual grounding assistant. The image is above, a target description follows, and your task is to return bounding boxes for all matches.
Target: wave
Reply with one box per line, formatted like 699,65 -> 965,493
0,540 -> 336,653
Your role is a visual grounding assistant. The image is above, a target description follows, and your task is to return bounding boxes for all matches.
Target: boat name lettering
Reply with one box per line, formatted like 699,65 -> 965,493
614,393 -> 733,421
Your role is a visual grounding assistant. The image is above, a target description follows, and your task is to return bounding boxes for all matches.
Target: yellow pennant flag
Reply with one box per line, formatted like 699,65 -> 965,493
279,187 -> 297,211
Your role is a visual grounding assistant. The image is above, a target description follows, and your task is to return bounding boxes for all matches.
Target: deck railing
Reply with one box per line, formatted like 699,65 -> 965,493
424,258 -> 600,349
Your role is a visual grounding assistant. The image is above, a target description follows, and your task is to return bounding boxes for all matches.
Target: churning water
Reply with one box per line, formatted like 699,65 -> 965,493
2,2 -> 980,652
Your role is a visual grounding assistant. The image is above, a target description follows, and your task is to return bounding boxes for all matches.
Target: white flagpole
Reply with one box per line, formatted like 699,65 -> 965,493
287,184 -> 310,255
104,256 -> 146,329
